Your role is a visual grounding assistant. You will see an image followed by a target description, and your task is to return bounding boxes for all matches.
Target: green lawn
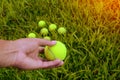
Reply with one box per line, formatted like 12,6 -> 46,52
0,0 -> 120,80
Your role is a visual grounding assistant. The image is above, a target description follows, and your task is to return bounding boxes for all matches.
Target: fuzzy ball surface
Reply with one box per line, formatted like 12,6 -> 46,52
44,36 -> 51,40
49,24 -> 57,31
40,28 -> 48,35
28,33 -> 36,38
58,27 -> 66,34
45,41 -> 67,60
38,20 -> 46,27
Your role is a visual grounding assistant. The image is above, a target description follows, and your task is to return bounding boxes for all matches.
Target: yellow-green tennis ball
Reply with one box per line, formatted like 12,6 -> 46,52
58,27 -> 66,34
38,20 -> 46,27
44,36 -> 51,40
28,33 -> 36,38
49,24 -> 57,31
45,41 -> 67,60
40,28 -> 48,35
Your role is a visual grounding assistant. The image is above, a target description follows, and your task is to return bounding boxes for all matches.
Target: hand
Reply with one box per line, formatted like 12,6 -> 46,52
0,38 -> 64,70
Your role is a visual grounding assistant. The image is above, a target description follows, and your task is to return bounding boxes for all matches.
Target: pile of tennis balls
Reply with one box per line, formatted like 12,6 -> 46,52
38,20 -> 66,40
28,20 -> 67,61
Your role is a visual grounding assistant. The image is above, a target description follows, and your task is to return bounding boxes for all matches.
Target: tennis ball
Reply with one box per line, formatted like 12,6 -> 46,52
28,33 -> 36,38
40,28 -> 48,35
38,20 -> 46,27
58,27 -> 66,34
44,36 -> 51,40
45,41 -> 67,60
49,24 -> 57,31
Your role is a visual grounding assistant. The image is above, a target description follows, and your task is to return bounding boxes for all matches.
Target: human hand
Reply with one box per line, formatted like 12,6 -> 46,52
0,38 -> 64,70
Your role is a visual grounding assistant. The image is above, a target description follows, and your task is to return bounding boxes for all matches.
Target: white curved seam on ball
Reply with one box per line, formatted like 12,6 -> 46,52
48,47 -> 56,59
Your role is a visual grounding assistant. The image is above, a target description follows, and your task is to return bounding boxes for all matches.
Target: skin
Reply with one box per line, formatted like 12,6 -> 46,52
0,38 -> 64,70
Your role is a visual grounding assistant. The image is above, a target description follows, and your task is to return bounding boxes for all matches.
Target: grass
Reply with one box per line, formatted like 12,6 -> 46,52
0,0 -> 120,80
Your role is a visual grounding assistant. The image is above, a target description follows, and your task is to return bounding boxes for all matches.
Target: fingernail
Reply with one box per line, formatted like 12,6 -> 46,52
52,41 -> 56,44
60,61 -> 64,65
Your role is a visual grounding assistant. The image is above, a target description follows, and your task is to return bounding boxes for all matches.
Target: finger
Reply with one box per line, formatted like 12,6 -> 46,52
40,59 -> 63,69
14,56 -> 42,70
57,60 -> 64,67
34,38 -> 56,46
28,47 -> 45,60
27,48 -> 39,60
43,59 -> 64,68
39,47 -> 44,53
15,56 -> 63,70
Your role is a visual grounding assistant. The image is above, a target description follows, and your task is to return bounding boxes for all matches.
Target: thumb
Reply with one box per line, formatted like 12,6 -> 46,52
15,57 -> 63,70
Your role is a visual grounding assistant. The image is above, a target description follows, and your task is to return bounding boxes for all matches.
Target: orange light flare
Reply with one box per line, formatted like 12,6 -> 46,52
103,0 -> 120,20
73,0 -> 120,32
77,0 -> 120,20
99,0 -> 120,32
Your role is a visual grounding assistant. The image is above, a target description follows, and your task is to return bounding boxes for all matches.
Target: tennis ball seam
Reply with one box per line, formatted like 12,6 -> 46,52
48,47 -> 56,59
